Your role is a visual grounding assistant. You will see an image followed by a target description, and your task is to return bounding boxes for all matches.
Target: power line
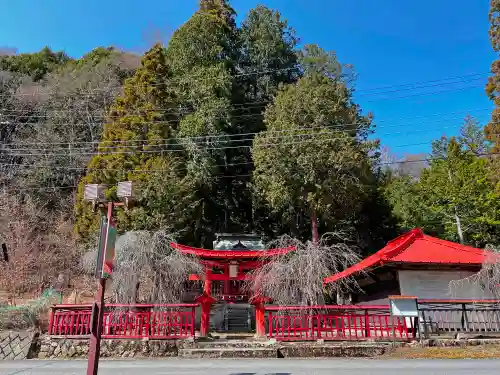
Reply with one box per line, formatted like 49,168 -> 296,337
2,115 -> 497,155
356,76 -> 485,97
354,72 -> 486,93
2,107 -> 492,147
1,106 -> 493,149
0,76 -> 489,119
1,128 -> 498,158
3,120 -> 495,155
2,151 -> 499,193
0,69 -> 487,99
364,84 -> 484,102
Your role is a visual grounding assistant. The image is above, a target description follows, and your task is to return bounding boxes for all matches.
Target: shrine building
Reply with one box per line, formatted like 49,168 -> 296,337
324,228 -> 494,305
170,233 -> 295,335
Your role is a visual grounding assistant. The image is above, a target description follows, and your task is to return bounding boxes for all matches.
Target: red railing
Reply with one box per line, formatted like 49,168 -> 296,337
48,304 -> 197,339
265,305 -> 415,341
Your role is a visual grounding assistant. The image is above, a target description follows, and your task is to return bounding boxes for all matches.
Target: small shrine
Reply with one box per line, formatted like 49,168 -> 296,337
170,233 -> 295,336
171,233 -> 295,303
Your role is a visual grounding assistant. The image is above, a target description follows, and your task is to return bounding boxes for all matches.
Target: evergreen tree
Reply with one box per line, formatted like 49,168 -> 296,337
385,118 -> 500,247
252,47 -> 374,243
0,46 -> 71,81
239,5 -> 299,105
74,44 -> 190,238
486,0 -> 500,152
166,1 -> 247,247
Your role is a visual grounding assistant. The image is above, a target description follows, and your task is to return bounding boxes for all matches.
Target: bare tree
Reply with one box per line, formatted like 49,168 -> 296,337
245,233 -> 360,306
450,245 -> 500,299
81,229 -> 202,305
0,195 -> 79,304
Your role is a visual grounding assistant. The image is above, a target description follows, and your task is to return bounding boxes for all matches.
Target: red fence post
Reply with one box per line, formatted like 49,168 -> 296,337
268,311 -> 273,338
251,296 -> 270,338
196,293 -> 216,337
190,306 -> 196,337
364,309 -> 370,338
48,306 -> 56,335
255,302 -> 265,338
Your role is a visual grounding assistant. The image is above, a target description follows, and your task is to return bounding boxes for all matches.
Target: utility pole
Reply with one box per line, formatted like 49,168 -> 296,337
87,203 -> 114,375
83,181 -> 135,375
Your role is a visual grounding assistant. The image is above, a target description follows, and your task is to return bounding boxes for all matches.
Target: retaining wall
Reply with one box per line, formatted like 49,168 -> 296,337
0,330 -> 38,360
38,335 -> 183,359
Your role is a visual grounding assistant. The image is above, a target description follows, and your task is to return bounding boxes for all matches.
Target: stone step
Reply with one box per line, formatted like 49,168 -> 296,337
179,347 -> 277,359
278,344 -> 390,358
193,340 -> 272,349
209,332 -> 255,340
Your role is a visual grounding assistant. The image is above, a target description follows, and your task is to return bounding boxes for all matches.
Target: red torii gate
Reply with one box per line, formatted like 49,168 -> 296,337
170,242 -> 296,336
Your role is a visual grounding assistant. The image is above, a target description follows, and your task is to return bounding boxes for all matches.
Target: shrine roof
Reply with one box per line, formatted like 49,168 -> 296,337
324,228 -> 492,284
170,242 -> 295,259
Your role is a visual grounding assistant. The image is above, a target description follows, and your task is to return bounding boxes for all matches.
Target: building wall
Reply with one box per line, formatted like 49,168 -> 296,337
354,279 -> 400,305
398,270 -> 494,299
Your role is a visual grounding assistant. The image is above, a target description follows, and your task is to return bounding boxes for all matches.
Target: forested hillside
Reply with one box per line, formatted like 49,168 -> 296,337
0,0 -> 498,300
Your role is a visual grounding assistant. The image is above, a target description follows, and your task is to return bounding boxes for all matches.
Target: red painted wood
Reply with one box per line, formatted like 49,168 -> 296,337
265,306 -> 416,342
254,302 -> 266,337
48,305 -> 197,339
171,242 -> 296,259
48,308 -> 55,335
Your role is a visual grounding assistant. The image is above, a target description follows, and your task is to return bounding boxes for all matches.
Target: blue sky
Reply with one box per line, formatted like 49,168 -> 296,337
0,0 -> 495,156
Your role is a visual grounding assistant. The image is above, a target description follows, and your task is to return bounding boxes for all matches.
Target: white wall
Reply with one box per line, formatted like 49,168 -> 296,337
398,270 -> 494,299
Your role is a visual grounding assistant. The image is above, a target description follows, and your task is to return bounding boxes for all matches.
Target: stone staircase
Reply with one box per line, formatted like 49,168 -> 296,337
179,339 -> 276,358
210,303 -> 254,333
177,339 -> 391,358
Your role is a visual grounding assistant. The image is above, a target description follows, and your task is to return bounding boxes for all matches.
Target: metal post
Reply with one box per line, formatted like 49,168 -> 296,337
86,202 -> 112,375
87,278 -> 106,375
461,303 -> 468,331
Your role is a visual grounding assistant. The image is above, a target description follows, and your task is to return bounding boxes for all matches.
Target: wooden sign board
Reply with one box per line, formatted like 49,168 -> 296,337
389,295 -> 418,317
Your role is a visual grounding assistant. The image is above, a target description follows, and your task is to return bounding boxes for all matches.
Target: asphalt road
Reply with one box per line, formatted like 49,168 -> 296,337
0,359 -> 499,375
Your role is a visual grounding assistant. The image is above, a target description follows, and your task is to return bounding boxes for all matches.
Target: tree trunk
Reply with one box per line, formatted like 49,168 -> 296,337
448,169 -> 465,244
311,211 -> 319,245
454,208 -> 465,244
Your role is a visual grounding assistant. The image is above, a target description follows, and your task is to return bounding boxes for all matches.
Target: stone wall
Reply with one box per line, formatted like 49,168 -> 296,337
0,330 -> 38,360
38,335 -> 184,359
20,334 -> 500,360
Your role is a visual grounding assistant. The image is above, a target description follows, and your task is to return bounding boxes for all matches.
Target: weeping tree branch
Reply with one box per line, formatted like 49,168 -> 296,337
81,229 -> 202,305
449,245 -> 500,299
244,233 -> 361,307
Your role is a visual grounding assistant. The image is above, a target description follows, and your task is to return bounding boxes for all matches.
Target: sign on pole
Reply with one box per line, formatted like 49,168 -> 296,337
94,216 -> 117,279
94,217 -> 107,279
389,295 -> 418,317
102,217 -> 117,279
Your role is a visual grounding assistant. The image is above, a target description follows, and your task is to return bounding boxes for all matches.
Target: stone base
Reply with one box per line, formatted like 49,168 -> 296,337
38,336 -> 181,359
18,334 -> 500,360
278,344 -> 388,358
179,348 -> 277,358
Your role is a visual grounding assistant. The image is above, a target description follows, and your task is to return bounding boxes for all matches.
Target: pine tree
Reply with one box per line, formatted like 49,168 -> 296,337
74,44 -> 189,238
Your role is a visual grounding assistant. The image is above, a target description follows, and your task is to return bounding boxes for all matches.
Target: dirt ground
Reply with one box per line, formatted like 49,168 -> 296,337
386,345 -> 500,359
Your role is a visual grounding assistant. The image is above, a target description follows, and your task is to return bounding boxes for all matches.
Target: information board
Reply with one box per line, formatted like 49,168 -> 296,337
389,296 -> 418,317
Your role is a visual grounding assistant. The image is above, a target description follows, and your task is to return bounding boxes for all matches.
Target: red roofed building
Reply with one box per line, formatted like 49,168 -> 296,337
324,228 -> 494,304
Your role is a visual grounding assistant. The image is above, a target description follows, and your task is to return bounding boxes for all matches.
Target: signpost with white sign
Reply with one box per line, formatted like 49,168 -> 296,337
388,295 -> 419,342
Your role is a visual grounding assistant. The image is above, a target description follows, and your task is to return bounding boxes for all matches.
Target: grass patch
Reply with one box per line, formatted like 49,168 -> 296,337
387,345 -> 500,359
